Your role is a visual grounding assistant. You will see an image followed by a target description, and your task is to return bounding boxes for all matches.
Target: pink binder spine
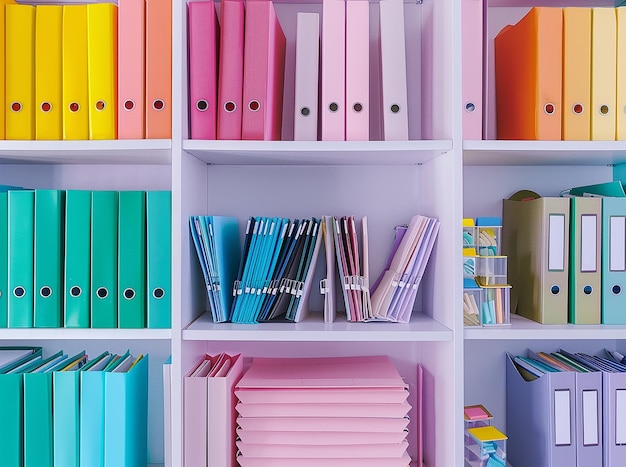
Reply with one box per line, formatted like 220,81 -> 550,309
321,0 -> 346,141
188,1 -> 219,140
242,0 -> 286,140
217,0 -> 245,140
345,0 -> 369,141
117,0 -> 145,139
461,0 -> 483,140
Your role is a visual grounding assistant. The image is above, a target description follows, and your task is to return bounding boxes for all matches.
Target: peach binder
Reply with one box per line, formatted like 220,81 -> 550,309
293,12 -> 320,141
188,0 -> 219,140
217,0 -> 245,140
591,7 -> 616,141
379,0 -> 409,141
321,0 -> 345,141
118,0 -> 145,139
562,7 -> 591,141
461,0 -> 482,140
35,5 -> 63,141
242,0 -> 286,140
494,7 -> 562,140
145,0 -> 172,138
618,7 -> 626,140
345,0 -> 369,141
6,4 -> 35,140
87,3 -> 118,140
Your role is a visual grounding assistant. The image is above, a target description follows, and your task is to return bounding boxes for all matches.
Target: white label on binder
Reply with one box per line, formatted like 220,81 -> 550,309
548,214 -> 565,271
582,390 -> 599,446
616,389 -> 626,445
581,214 -> 597,272
610,216 -> 626,272
554,389 -> 571,445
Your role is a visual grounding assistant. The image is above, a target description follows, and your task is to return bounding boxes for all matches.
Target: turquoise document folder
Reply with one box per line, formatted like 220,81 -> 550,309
8,190 -> 35,328
64,190 -> 91,328
118,191 -> 146,328
146,191 -> 171,328
34,190 -> 65,327
104,354 -> 148,467
91,191 -> 119,328
602,197 -> 626,323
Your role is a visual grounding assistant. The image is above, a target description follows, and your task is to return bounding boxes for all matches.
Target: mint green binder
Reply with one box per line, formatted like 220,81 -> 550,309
64,190 -> 91,328
118,191 -> 146,328
91,191 -> 119,328
147,191 -> 171,328
34,190 -> 65,327
8,190 -> 34,328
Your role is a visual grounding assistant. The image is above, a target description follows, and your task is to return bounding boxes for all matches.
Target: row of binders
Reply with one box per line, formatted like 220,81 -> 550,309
2,0 -> 171,141
190,214 -> 439,324
507,348 -> 626,467
183,354 -> 420,467
187,0 -> 410,141
0,346 -> 148,467
1,188 -> 171,329
494,6 -> 626,141
503,185 -> 626,325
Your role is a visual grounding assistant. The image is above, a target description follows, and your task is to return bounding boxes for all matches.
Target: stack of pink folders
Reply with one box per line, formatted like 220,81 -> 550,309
183,353 -> 244,467
234,356 -> 412,466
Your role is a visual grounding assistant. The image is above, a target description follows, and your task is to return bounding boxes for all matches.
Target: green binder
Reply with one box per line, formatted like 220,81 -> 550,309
34,190 -> 65,327
146,191 -> 171,328
64,190 -> 91,328
8,190 -> 35,328
91,191 -> 119,328
118,191 -> 146,328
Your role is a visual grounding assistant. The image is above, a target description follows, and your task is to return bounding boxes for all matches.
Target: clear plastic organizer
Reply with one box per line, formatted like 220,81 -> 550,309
474,256 -> 507,287
465,426 -> 507,467
463,285 -> 511,326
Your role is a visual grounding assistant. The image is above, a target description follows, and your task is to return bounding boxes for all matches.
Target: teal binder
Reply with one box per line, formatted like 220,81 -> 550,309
602,197 -> 626,324
0,192 -> 7,327
118,191 -> 146,328
146,191 -> 171,328
8,190 -> 35,328
34,190 -> 65,327
103,355 -> 148,467
91,191 -> 119,328
64,190 -> 91,328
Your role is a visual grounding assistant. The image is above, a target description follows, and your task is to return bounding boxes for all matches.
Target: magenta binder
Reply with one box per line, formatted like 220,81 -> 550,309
188,0 -> 219,139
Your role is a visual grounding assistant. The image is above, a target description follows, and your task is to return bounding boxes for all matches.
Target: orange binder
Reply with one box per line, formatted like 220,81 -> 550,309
494,7 -> 562,140
562,8 -> 591,141
145,0 -> 172,139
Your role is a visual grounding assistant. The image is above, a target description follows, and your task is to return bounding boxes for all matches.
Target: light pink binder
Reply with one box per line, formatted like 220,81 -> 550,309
462,0 -> 482,140
242,0 -> 286,140
236,428 -> 408,445
236,453 -> 412,467
183,355 -> 211,467
321,0 -> 345,140
236,439 -> 410,458
293,12 -> 320,141
379,0 -> 408,140
217,0 -> 244,140
345,0 -> 369,141
236,416 -> 410,433
117,0 -> 145,139
188,0 -> 219,140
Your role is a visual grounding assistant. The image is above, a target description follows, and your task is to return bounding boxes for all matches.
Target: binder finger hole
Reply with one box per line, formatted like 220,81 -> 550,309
40,286 -> 52,298
69,102 -> 80,113
153,287 -> 165,299
613,285 -> 622,295
95,100 -> 106,111
583,285 -> 593,295
10,102 -> 21,113
300,107 -> 310,116
153,99 -> 165,111
550,285 -> 560,295
196,99 -> 208,111
600,105 -> 610,115
544,103 -> 555,115
224,101 -> 236,113
329,102 -> 339,112
573,103 -> 584,115
96,287 -> 108,299
70,286 -> 82,297
465,102 -> 475,113
13,286 -> 25,298
248,100 -> 260,112
40,102 -> 52,113
123,288 -> 136,300
124,100 -> 135,111
390,104 -> 400,114
353,102 -> 363,113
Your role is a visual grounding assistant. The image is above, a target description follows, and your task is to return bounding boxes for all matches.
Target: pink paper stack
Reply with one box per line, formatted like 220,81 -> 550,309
234,355 -> 412,467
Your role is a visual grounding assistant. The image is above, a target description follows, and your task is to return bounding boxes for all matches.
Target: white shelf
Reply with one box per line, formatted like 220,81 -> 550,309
183,140 -> 453,165
0,139 -> 171,165
183,311 -> 453,342
0,328 -> 171,340
464,314 -> 626,340
463,140 -> 626,166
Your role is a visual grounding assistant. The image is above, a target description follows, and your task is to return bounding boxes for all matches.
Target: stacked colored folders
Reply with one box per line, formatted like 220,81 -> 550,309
0,346 -> 148,467
183,353 -> 243,467
1,188 -> 171,329
506,348 -> 626,467
370,215 -> 440,323
234,356 -> 413,466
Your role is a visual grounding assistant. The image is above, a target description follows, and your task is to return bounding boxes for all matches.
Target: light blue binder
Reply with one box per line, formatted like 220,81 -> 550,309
602,197 -> 626,324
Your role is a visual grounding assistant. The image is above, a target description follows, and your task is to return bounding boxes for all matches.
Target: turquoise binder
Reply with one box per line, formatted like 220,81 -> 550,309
602,197 -> 626,324
8,190 -> 35,328
64,190 -> 91,328
146,191 -> 171,328
91,191 -> 119,328
0,192 -> 8,327
118,191 -> 146,328
34,189 -> 65,327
